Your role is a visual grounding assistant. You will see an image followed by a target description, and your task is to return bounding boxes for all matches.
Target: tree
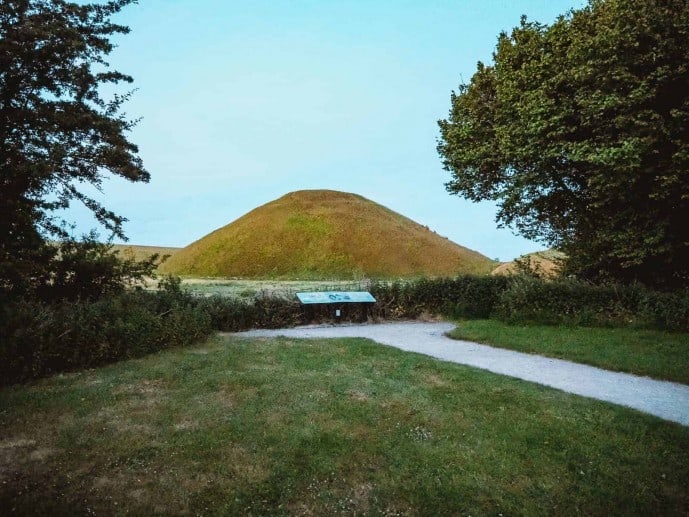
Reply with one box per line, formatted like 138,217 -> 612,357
0,0 -> 148,295
37,231 -> 159,301
438,0 -> 689,288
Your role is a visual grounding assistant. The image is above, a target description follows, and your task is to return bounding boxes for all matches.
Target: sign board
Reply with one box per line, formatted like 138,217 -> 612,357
296,291 -> 376,304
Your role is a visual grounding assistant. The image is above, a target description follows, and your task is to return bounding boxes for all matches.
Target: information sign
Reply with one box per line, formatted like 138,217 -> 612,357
296,291 -> 376,304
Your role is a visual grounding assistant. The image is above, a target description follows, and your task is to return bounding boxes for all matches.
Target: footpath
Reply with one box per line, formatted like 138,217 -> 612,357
235,321 -> 689,426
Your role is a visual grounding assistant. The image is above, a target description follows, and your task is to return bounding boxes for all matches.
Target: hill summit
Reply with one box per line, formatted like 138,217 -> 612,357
160,190 -> 494,279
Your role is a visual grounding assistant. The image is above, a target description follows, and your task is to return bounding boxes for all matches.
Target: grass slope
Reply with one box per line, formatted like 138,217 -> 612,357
160,190 -> 495,279
111,244 -> 181,263
448,320 -> 689,384
492,249 -> 565,278
1,335 -> 688,514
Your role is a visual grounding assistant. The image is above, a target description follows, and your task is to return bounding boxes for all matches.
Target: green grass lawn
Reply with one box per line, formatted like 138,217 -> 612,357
448,320 -> 689,384
2,335 -> 688,514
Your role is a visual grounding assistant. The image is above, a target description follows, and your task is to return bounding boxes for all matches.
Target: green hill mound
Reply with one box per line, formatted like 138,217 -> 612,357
160,190 -> 495,279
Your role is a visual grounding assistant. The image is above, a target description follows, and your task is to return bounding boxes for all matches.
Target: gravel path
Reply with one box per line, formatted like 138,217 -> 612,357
233,321 -> 689,426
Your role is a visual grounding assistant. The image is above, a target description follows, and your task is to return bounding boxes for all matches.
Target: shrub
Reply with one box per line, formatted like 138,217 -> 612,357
370,276 -> 509,320
0,287 -> 212,386
366,274 -> 688,332
496,276 -> 655,328
194,295 -> 301,332
639,289 -> 689,332
9,233 -> 163,302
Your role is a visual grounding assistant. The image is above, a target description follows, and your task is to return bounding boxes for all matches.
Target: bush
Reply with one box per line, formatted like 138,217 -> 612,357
494,276 -> 689,331
195,295 -> 301,332
3,233 -> 163,302
0,286 -> 212,386
368,274 -> 689,332
370,276 -> 510,320
639,289 -> 689,332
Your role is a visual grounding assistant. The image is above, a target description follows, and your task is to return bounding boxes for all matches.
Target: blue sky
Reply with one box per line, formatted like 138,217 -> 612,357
72,0 -> 586,261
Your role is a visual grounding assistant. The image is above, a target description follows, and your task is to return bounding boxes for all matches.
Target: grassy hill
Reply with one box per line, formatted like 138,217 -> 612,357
491,250 -> 564,278
160,190 -> 495,279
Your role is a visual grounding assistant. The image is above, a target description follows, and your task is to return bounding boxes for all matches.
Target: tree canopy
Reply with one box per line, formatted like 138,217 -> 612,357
0,0 -> 147,294
438,0 -> 689,288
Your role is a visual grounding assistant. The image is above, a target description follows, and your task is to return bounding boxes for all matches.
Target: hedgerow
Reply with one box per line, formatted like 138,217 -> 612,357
369,276 -> 509,319
0,283 -> 212,385
494,277 -> 689,331
3,273 -> 687,386
195,295 -> 301,331
495,276 -> 644,327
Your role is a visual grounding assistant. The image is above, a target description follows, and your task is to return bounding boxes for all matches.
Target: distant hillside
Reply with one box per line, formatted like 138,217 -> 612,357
111,244 -> 181,263
160,190 -> 495,279
491,250 -> 564,278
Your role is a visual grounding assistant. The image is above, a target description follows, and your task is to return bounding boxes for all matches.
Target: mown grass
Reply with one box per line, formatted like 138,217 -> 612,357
448,320 -> 689,384
1,335 -> 688,515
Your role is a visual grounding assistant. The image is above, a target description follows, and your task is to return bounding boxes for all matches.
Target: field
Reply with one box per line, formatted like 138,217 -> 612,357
176,278 -> 375,299
111,244 -> 181,263
2,334 -> 688,515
